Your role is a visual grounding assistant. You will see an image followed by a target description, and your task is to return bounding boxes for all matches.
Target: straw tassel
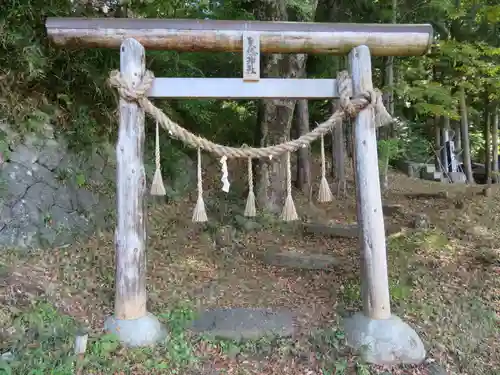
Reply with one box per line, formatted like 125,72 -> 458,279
192,147 -> 208,222
281,151 -> 298,221
244,157 -> 256,217
150,121 -> 166,196
318,134 -> 333,202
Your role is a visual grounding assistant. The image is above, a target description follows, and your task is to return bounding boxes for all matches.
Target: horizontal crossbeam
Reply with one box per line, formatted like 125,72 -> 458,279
45,18 -> 433,56
147,78 -> 339,99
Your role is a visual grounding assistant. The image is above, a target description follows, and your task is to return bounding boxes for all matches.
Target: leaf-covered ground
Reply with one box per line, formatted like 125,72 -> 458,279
0,165 -> 498,375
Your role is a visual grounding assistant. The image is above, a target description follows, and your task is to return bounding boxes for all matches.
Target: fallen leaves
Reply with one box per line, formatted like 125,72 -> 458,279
0,165 -> 499,374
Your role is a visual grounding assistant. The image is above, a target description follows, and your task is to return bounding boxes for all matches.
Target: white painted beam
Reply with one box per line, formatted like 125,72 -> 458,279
147,78 -> 339,99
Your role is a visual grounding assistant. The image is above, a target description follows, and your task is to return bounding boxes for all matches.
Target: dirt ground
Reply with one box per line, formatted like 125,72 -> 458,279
0,162 -> 499,375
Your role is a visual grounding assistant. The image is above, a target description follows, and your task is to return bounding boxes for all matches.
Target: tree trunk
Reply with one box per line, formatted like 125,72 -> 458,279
484,106 -> 491,184
312,0 -> 345,188
331,57 -> 347,194
459,86 -> 474,183
291,1 -> 317,198
115,38 -> 148,321
379,149 -> 390,192
453,119 -> 461,171
493,106 -> 499,183
254,0 -> 301,213
434,117 -> 441,172
454,120 -> 462,151
381,0 -> 397,139
350,45 -> 391,319
295,98 -> 311,195
441,118 -> 450,173
331,99 -> 346,195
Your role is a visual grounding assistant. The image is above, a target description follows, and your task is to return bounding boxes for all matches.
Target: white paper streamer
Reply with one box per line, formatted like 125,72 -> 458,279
220,155 -> 230,193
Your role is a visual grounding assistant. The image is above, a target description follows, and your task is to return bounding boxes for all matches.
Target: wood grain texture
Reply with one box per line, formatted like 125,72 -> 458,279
349,45 -> 391,320
115,38 -> 148,320
45,18 -> 433,56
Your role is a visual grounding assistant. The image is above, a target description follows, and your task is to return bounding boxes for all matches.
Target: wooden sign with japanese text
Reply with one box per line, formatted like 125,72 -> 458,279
243,32 -> 260,81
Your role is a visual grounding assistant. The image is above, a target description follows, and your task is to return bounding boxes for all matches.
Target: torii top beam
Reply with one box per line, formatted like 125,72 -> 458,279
45,18 -> 433,57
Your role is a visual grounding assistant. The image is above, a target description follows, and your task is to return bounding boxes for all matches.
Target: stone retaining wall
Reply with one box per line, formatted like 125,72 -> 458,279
0,122 -> 115,250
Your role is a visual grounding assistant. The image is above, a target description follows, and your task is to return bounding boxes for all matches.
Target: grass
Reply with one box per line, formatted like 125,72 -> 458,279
0,301 -> 361,374
0,303 -> 201,374
0,170 -> 499,374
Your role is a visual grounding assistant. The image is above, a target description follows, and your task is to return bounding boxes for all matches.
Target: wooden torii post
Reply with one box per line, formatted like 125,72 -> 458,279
45,18 -> 432,364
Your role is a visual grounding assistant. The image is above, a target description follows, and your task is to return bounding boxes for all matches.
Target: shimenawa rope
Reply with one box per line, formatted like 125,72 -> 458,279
109,69 -> 393,222
108,70 -> 391,158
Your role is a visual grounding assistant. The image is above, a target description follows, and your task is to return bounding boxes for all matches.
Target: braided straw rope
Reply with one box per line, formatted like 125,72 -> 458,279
108,70 -> 392,159
150,120 -> 166,195
244,157 -> 256,217
192,147 -> 208,222
318,133 -> 333,202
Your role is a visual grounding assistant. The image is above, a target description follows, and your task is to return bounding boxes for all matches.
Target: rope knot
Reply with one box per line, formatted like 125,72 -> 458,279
337,70 -> 357,118
365,89 -> 378,106
336,70 -> 393,128
108,69 -> 155,102
371,88 -> 392,128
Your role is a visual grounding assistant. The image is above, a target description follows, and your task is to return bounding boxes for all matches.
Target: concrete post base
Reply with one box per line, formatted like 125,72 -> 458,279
344,313 -> 426,365
104,312 -> 167,347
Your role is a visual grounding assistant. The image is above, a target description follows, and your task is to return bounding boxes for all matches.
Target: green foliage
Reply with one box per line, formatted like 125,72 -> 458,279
0,0 -> 116,147
1,0 -> 500,167
0,0 -> 259,153
158,304 -> 199,368
0,302 -> 200,374
469,129 -> 485,159
378,138 -> 404,163
0,302 -> 78,374
397,121 -> 434,163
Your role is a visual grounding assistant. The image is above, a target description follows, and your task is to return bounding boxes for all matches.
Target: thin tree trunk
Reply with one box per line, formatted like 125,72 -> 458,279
441,118 -> 450,173
484,106 -> 491,184
453,120 -> 461,151
311,0 -> 345,186
379,149 -> 390,192
493,106 -> 499,183
434,117 -> 441,172
381,0 -> 397,139
292,0 -> 317,198
459,86 -> 474,183
331,99 -> 346,195
295,98 -> 311,195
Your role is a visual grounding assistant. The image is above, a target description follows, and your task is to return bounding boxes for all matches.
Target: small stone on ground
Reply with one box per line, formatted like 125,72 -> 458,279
262,250 -> 337,270
427,362 -> 448,375
412,213 -> 430,229
303,222 -> 358,238
303,222 -> 403,238
190,307 -> 295,341
382,203 -> 404,216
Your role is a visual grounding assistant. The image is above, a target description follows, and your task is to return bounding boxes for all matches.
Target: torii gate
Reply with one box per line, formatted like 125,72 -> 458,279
45,18 -> 433,365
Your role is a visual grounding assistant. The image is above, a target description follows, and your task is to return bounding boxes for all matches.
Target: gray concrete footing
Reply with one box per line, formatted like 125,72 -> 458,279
344,312 -> 426,366
104,312 -> 167,347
